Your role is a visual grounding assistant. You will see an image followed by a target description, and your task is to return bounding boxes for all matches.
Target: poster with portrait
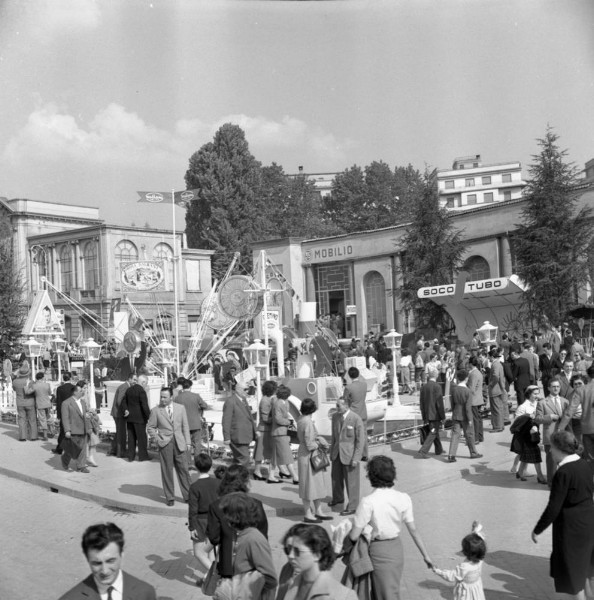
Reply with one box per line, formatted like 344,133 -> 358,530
22,290 -> 65,337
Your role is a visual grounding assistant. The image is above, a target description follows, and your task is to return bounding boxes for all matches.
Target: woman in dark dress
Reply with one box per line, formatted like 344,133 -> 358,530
532,430 -> 594,599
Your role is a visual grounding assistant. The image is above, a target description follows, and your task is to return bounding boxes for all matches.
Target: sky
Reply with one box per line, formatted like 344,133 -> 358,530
0,0 -> 593,231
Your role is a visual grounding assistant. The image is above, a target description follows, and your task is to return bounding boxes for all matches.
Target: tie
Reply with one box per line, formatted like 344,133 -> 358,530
107,586 -> 114,600
167,407 -> 173,421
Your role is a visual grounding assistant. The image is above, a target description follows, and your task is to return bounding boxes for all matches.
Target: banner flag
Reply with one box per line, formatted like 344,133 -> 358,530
136,189 -> 198,208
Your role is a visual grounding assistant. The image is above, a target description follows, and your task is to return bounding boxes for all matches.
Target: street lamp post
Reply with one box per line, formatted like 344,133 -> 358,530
81,338 -> 101,410
50,336 -> 67,383
244,339 -> 272,404
156,339 -> 176,386
476,321 -> 499,347
384,329 -> 403,407
23,337 -> 43,374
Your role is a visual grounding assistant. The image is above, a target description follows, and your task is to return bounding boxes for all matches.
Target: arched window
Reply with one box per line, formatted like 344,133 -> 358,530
153,242 -> 174,289
60,245 -> 73,293
364,271 -> 387,332
115,240 -> 138,287
83,242 -> 98,290
463,255 -> 491,281
31,245 -> 48,291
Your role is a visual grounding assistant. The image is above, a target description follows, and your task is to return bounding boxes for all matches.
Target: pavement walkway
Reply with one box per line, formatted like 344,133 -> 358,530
1,417 -> 559,599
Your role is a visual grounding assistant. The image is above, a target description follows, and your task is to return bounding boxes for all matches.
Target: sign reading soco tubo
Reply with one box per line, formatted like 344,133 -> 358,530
417,277 -> 509,299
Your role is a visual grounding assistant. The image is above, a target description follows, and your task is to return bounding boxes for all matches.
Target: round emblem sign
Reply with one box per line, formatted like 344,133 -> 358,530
123,331 -> 141,354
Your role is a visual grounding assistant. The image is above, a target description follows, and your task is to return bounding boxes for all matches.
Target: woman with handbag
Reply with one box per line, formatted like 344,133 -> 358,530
296,397 -> 332,524
271,385 -> 299,485
213,492 -> 277,600
514,385 -> 547,484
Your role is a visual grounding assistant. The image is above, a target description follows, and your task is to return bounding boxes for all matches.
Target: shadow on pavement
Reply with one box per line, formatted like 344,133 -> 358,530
119,482 -> 167,503
146,550 -> 196,586
488,549 -> 550,599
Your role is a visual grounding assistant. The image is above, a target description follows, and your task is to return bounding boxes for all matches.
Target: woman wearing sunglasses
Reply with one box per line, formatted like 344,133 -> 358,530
277,524 -> 356,600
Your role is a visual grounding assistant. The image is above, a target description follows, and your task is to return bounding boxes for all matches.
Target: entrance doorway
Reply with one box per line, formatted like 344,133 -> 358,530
328,291 -> 345,337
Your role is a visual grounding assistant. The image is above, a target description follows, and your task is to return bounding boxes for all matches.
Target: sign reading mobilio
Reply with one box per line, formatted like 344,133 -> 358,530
417,277 -> 508,299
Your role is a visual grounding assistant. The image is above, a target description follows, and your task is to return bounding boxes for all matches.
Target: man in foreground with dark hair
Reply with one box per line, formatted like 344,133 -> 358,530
59,522 -> 156,599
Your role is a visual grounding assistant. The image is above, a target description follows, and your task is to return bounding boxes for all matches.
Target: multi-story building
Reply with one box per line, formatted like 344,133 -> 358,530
437,155 -> 526,211
0,197 -> 213,342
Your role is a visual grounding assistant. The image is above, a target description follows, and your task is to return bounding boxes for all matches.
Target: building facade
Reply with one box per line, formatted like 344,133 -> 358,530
0,198 -> 213,343
437,155 -> 526,211
253,183 -> 594,342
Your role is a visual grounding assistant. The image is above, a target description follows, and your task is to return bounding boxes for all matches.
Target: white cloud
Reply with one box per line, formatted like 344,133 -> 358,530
2,104 -> 354,172
27,0 -> 101,35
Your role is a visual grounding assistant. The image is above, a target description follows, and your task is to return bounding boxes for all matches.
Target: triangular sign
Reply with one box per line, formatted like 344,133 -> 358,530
22,290 -> 65,336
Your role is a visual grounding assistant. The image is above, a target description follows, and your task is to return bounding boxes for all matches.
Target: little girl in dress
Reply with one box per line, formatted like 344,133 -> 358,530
431,521 -> 486,600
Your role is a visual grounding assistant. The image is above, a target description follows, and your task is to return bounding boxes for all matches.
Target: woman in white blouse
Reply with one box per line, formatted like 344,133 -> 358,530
348,455 -> 432,600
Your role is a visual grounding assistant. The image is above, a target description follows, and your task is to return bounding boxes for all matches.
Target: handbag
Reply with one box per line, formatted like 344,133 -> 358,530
310,448 -> 330,472
202,548 -> 220,596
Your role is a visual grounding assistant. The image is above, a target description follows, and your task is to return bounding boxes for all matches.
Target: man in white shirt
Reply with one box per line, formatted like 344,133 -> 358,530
58,522 -> 156,600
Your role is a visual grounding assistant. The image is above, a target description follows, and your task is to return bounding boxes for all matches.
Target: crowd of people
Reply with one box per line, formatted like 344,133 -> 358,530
8,322 -> 594,599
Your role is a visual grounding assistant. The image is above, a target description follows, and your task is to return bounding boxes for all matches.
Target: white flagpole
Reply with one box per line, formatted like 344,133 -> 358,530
172,188 -> 180,375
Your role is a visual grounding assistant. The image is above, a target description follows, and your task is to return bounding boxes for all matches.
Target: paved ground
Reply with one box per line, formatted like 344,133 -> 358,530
0,419 -> 558,599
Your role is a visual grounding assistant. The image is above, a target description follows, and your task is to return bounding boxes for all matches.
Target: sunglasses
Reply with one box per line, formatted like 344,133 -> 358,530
284,545 -> 310,557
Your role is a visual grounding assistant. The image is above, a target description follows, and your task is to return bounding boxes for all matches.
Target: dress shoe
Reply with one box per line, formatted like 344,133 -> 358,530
315,514 -> 334,521
447,456 -> 457,463
516,473 -> 527,481
267,479 -> 280,484
87,462 -> 99,467
18,439 -> 27,442
166,500 -> 175,506
340,510 -> 356,516
328,501 -> 342,507
77,467 -> 90,473
469,453 -> 483,459
52,448 -> 63,454
106,451 -> 116,456
292,480 -> 299,485
278,472 -> 291,479
416,452 -> 430,459
253,474 -> 266,481
303,517 -> 322,524
435,451 -> 444,456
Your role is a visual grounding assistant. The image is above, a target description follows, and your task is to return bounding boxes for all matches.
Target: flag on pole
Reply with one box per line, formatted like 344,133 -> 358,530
137,189 -> 198,208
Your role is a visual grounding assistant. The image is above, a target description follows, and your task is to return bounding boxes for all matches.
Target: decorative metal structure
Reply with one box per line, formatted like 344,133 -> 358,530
384,329 -> 403,406
81,338 -> 101,409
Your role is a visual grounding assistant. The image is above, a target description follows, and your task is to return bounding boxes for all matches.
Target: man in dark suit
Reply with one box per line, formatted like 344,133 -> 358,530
511,348 -> 532,405
222,385 -> 256,466
52,373 -> 76,454
61,380 -> 90,473
121,374 -> 151,462
147,386 -> 191,506
107,373 -> 136,458
174,377 -> 209,470
417,366 -> 446,458
343,366 -> 368,459
539,342 -> 563,398
58,522 -> 156,600
329,395 -> 365,516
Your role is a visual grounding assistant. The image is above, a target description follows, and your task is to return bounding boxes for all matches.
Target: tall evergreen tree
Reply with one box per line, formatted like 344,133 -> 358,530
184,124 -> 263,278
513,128 -> 593,325
0,215 -> 25,354
397,169 -> 466,331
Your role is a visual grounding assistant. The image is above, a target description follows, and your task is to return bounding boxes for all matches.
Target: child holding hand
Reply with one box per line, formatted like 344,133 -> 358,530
431,521 -> 486,600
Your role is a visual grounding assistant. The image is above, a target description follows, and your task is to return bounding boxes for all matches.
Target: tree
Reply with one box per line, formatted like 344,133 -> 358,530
513,128 -> 593,326
397,169 -> 466,332
259,164 -> 341,239
184,124 -> 264,278
323,161 -> 423,233
0,215 -> 26,355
